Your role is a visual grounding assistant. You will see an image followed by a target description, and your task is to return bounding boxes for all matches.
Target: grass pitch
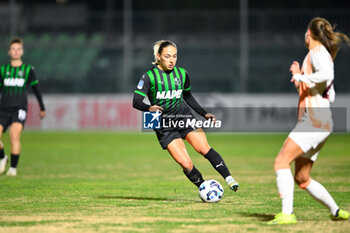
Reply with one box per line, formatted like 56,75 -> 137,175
0,132 -> 349,232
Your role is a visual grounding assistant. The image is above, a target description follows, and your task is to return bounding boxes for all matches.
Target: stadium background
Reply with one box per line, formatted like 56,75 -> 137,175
0,0 -> 349,131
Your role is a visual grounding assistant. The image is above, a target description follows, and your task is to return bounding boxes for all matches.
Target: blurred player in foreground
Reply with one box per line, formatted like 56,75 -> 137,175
0,38 -> 46,176
268,17 -> 350,224
133,40 -> 239,191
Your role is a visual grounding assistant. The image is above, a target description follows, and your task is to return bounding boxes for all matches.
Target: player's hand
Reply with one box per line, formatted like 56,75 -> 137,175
204,113 -> 216,123
290,61 -> 301,88
149,105 -> 163,112
39,111 -> 46,119
291,79 -> 300,89
290,61 -> 301,76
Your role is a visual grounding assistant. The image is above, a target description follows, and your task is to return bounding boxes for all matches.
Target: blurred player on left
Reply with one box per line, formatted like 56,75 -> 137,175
0,38 -> 46,176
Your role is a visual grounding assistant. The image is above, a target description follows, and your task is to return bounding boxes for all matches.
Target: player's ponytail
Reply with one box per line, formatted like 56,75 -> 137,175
308,17 -> 350,60
152,40 -> 177,65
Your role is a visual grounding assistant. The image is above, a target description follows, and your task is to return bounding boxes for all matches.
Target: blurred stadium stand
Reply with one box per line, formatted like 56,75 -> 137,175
0,2 -> 349,94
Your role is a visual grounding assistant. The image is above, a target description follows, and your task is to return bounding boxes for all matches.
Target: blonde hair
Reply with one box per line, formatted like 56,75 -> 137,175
308,17 -> 350,59
152,40 -> 177,65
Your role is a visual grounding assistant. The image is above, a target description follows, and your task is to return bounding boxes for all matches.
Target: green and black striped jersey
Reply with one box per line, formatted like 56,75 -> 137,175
0,63 -> 38,109
134,66 -> 191,114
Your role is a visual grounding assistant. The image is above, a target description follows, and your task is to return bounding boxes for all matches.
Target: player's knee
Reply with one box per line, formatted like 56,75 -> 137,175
274,154 -> 290,170
194,145 -> 210,156
10,136 -> 20,145
294,175 -> 311,189
179,160 -> 193,171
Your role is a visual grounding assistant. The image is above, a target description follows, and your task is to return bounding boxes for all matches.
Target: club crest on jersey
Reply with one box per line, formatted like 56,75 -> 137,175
156,90 -> 182,99
18,70 -> 23,77
174,77 -> 181,86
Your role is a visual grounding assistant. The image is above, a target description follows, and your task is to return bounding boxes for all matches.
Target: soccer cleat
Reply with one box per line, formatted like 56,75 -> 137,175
267,212 -> 297,225
0,155 -> 8,174
331,209 -> 349,221
225,176 -> 239,192
6,167 -> 17,176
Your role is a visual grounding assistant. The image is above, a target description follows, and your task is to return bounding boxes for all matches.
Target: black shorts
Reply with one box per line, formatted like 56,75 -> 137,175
0,107 -> 27,132
155,127 -> 195,149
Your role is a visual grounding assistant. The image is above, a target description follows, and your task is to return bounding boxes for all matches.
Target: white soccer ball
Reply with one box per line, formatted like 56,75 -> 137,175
198,179 -> 224,203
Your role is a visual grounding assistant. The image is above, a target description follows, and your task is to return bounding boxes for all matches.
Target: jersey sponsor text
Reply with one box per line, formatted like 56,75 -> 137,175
4,78 -> 25,87
156,90 -> 182,99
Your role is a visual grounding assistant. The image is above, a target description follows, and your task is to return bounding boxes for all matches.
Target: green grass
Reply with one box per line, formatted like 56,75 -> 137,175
0,132 -> 349,232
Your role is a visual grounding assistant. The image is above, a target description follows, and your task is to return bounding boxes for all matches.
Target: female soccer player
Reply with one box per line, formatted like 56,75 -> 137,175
268,18 -> 349,224
133,40 -> 239,191
0,38 -> 46,176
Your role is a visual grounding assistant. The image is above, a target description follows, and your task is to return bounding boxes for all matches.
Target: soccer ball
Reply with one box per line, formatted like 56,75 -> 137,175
198,179 -> 224,203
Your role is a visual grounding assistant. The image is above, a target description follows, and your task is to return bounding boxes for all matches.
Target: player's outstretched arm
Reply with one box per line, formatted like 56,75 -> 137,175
132,93 -> 151,112
132,93 -> 163,112
292,50 -> 334,84
31,84 -> 46,119
182,90 -> 207,117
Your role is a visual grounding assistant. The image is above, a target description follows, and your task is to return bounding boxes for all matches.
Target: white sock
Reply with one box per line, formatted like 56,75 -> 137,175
276,168 -> 294,214
225,175 -> 236,184
305,179 -> 339,216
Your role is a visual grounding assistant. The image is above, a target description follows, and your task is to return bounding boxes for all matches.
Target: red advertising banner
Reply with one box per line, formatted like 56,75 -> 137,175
26,95 -> 140,130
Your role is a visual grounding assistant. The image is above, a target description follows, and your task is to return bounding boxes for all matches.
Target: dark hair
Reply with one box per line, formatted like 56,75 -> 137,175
9,37 -> 23,48
308,17 -> 350,59
158,40 -> 177,55
152,40 -> 177,64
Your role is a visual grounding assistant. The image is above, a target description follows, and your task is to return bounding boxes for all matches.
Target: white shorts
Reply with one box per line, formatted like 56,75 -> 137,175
288,120 -> 331,162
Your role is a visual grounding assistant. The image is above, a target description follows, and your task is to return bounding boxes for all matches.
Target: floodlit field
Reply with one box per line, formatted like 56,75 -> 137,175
0,132 -> 349,232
